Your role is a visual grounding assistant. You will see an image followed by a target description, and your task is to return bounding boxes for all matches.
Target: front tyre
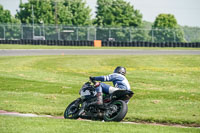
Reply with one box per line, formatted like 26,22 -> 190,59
104,100 -> 128,122
64,98 -> 81,119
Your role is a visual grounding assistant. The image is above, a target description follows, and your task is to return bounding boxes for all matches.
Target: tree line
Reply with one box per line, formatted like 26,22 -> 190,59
0,0 -> 199,42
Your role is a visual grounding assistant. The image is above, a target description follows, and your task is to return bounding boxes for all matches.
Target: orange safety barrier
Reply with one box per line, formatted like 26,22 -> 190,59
94,40 -> 102,47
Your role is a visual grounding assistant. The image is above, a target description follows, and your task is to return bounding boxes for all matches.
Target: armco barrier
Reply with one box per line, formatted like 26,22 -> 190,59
0,40 -> 200,47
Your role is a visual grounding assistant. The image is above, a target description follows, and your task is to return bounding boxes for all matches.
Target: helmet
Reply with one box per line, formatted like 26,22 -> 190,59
114,66 -> 126,76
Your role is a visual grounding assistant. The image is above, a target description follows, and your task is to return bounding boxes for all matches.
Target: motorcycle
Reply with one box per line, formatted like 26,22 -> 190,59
64,81 -> 134,122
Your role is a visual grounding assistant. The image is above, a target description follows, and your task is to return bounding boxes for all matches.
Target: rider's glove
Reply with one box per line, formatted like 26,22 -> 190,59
89,76 -> 95,82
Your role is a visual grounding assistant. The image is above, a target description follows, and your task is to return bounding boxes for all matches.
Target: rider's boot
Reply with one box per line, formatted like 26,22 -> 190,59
96,92 -> 103,105
93,82 -> 103,106
87,92 -> 103,107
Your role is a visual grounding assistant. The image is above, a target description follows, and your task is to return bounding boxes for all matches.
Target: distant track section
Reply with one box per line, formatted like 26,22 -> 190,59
0,49 -> 200,56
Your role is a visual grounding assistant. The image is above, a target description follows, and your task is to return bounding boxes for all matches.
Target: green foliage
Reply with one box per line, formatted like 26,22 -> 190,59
142,21 -> 153,29
153,14 -> 178,28
63,0 -> 92,26
95,0 -> 143,41
0,5 -> 12,23
95,0 -> 142,27
16,0 -> 55,24
183,26 -> 200,42
2,1 -> 200,42
0,4 -> 20,24
151,14 -> 185,42
0,5 -> 21,39
57,0 -> 93,40
16,0 -> 92,26
14,0 -> 92,40
3,24 -> 21,40
54,1 -> 72,25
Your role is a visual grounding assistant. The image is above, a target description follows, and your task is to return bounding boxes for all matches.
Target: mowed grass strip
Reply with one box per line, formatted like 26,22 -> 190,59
0,116 -> 199,133
0,55 -> 199,125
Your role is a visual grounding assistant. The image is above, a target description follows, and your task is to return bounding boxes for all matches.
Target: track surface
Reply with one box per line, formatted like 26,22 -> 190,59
0,49 -> 200,56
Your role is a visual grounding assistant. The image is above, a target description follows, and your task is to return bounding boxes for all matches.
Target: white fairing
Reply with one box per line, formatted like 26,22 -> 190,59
80,90 -> 97,97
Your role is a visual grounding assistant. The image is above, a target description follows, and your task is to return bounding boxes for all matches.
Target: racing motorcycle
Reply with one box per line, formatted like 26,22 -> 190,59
64,81 -> 133,122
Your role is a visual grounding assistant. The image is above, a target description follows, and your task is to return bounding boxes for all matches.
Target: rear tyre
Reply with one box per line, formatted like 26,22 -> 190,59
64,98 -> 81,119
103,100 -> 127,122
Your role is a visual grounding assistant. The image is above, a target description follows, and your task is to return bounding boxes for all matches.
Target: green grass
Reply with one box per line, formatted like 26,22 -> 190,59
0,55 -> 200,126
0,115 -> 199,133
0,44 -> 200,50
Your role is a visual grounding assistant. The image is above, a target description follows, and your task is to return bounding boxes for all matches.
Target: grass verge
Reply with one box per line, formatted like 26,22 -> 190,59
0,55 -> 199,126
0,115 -> 199,133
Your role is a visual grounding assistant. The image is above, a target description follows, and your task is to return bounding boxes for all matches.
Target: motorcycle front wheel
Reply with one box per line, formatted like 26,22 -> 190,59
64,98 -> 81,119
103,100 -> 128,122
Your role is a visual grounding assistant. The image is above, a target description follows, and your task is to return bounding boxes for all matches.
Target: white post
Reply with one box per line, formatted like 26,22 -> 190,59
58,26 -> 60,40
21,25 -> 23,39
76,28 -> 79,41
39,26 -> 41,36
87,27 -> 90,41
94,27 -> 96,40
3,26 -> 5,40
43,23 -> 45,38
32,5 -> 34,39
173,30 -> 176,42
152,29 -> 154,42
109,28 -> 111,38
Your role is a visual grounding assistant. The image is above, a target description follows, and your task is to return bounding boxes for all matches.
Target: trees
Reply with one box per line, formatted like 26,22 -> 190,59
16,0 -> 92,25
2,1 -> 196,42
0,5 -> 21,39
95,0 -> 144,41
16,0 -> 55,24
63,0 -> 92,26
0,4 -> 20,23
95,0 -> 142,27
15,0 -> 92,40
0,5 -> 12,23
182,26 -> 200,42
151,14 -> 185,42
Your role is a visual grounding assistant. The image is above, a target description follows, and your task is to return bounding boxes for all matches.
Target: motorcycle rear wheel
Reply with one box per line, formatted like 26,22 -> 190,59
64,98 -> 81,119
103,100 -> 127,122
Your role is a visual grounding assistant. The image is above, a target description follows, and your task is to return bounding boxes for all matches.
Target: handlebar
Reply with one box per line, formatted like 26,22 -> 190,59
90,79 -> 96,84
89,77 -> 96,84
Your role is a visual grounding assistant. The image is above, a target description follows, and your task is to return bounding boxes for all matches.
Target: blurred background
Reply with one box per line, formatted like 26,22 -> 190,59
0,0 -> 200,43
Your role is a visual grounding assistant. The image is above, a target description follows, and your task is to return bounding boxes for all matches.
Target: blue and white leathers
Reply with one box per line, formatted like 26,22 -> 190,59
93,73 -> 131,94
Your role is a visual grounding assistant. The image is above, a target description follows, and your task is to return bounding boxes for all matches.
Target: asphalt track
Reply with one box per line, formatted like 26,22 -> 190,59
0,49 -> 200,56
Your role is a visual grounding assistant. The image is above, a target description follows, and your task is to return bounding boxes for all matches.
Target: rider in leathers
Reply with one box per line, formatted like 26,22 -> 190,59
90,66 -> 131,105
